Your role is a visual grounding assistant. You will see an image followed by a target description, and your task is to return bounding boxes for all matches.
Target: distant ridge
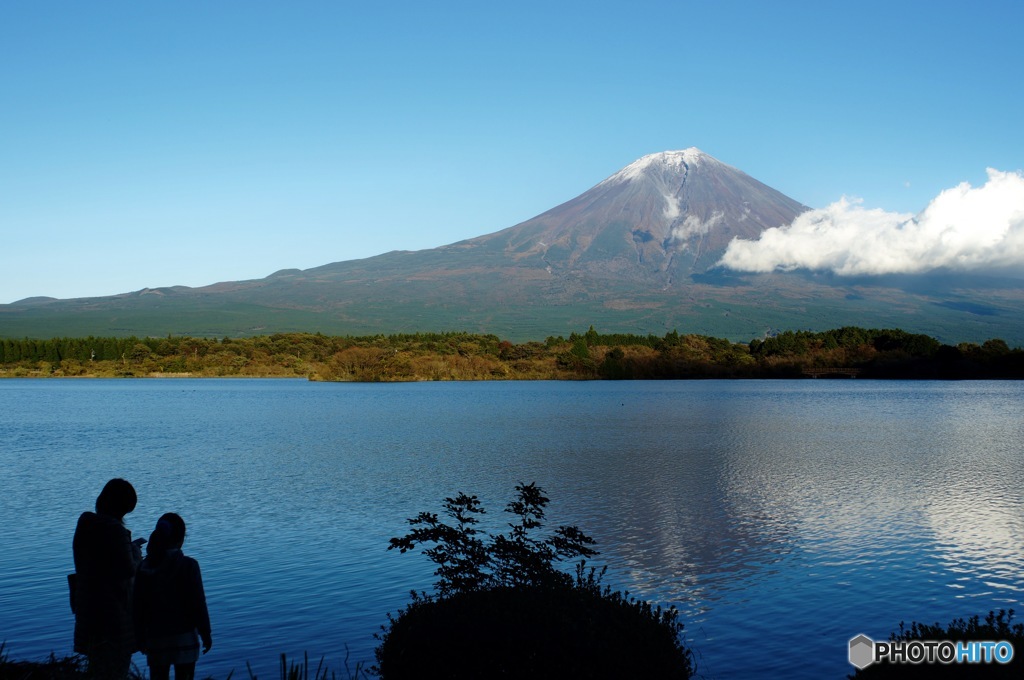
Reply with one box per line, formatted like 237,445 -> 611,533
2,150 -> 1023,345
9,296 -> 58,306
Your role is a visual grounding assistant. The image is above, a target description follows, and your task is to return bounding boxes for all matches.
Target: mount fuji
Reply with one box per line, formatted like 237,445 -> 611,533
3,149 -> 1023,344
455,148 -> 806,285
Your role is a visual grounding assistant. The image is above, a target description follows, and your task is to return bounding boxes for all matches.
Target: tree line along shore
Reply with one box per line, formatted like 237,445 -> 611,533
0,327 -> 1021,381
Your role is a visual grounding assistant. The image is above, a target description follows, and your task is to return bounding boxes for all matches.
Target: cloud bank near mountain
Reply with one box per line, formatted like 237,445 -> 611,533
718,169 -> 1024,276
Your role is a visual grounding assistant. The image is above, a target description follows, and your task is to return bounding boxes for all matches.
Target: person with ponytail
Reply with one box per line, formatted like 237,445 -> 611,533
133,513 -> 212,680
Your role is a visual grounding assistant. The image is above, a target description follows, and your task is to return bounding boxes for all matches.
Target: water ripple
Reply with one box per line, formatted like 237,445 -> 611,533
0,379 -> 1021,680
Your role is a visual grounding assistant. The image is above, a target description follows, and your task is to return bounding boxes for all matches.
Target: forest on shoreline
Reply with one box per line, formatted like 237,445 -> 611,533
1,327 -> 1022,381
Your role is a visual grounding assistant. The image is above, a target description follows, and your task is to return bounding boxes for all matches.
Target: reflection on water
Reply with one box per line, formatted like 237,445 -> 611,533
0,380 -> 1021,680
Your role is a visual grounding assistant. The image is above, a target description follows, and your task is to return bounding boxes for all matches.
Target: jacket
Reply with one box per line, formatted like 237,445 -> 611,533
72,511 -> 142,655
133,549 -> 212,650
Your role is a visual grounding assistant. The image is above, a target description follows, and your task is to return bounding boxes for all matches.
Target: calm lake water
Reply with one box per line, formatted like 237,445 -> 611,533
1,379 -> 1022,679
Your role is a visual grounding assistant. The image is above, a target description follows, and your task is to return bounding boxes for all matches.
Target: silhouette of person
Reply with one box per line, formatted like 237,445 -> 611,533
72,478 -> 145,679
133,513 -> 212,680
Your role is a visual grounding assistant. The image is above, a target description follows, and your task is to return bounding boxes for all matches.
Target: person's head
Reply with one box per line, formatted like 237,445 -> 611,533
148,512 -> 187,556
95,478 -> 137,519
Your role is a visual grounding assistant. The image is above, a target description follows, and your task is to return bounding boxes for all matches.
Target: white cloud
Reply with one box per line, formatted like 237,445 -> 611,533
718,169 -> 1024,275
673,210 -> 725,240
663,192 -> 682,221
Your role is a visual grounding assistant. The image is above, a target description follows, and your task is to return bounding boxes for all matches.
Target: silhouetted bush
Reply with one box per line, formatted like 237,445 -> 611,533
849,609 -> 1024,679
374,484 -> 694,679
376,576 -> 691,679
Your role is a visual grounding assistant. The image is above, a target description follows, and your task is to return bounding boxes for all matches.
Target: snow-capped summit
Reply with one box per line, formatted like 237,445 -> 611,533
602,148 -> 713,185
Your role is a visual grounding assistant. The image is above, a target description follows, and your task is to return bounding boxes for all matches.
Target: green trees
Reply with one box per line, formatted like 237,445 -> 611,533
0,328 -> 1021,379
749,327 -> 941,360
375,484 -> 694,679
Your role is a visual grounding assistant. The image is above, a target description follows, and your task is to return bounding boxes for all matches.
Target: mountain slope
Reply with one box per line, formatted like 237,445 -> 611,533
459,148 -> 806,281
304,148 -> 807,289
3,150 -> 1023,345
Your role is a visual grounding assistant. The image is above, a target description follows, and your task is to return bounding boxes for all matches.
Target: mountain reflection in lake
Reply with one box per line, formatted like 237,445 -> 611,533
1,379 -> 1021,679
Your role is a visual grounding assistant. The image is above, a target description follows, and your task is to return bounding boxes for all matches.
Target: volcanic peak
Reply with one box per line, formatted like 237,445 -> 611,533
602,148 -> 713,186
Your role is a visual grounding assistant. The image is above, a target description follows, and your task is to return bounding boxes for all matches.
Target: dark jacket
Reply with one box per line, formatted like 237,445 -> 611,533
133,549 -> 212,650
72,511 -> 142,655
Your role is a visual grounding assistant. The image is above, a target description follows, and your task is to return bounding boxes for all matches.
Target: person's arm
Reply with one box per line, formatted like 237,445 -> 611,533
114,529 -> 141,579
188,560 -> 213,653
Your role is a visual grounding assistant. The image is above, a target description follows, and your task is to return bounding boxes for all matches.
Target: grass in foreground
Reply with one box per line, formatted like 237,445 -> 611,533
0,645 -> 368,680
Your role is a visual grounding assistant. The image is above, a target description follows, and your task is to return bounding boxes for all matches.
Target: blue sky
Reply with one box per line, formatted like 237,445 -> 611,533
2,1 -> 1022,303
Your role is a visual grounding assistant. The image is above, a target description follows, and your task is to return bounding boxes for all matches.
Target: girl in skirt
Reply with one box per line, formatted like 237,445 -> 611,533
134,513 -> 212,680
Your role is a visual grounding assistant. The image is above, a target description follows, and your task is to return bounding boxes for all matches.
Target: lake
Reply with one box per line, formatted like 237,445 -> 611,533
1,379 -> 1022,678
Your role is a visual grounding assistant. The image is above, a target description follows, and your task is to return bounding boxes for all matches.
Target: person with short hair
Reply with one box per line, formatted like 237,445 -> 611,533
72,478 -> 145,679
133,512 -> 212,680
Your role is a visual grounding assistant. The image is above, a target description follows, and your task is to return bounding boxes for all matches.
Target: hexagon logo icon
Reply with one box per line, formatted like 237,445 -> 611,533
849,634 -> 875,670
